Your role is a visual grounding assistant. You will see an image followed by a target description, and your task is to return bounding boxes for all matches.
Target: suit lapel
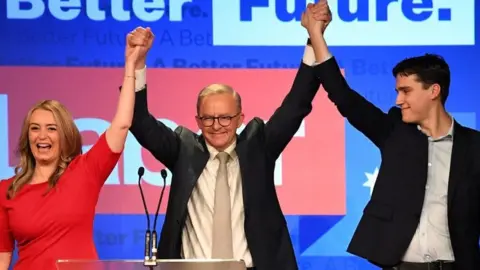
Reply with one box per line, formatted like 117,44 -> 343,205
192,135 -> 210,181
234,133 -> 251,213
175,135 -> 209,229
183,136 -> 209,200
447,122 -> 469,210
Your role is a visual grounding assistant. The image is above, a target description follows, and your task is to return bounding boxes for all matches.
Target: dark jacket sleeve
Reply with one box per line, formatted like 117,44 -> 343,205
127,86 -> 180,169
313,56 -> 398,149
264,61 -> 321,159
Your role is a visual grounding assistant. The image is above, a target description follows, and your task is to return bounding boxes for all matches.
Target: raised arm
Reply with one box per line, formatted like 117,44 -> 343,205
0,182 -> 13,270
263,50 -> 320,160
308,3 -> 396,148
122,27 -> 179,169
263,3 -> 330,159
81,32 -> 144,187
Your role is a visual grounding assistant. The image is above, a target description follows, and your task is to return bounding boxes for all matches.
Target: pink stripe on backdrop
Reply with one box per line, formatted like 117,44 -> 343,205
0,66 -> 345,215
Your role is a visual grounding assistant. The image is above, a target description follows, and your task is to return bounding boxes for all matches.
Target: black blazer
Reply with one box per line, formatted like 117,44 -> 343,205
127,61 -> 321,270
313,57 -> 480,269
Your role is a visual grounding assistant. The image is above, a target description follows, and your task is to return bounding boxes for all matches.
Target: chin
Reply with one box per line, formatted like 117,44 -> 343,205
34,156 -> 55,164
33,150 -> 59,164
402,116 -> 419,124
211,140 -> 228,149
207,137 -> 230,150
207,133 -> 225,141
402,116 -> 411,123
401,113 -> 412,123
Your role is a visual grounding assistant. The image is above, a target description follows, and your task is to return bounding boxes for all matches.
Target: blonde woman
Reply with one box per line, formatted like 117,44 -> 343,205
0,29 -> 148,270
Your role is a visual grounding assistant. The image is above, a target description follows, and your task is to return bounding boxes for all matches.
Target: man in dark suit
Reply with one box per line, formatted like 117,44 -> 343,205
307,4 -> 480,270
122,4 -> 332,269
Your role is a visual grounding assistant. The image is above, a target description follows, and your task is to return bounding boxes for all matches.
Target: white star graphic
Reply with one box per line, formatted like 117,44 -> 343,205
363,167 -> 379,196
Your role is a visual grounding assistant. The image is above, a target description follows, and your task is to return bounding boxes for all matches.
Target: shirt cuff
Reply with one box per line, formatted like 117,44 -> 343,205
135,66 -> 147,92
302,45 -> 333,66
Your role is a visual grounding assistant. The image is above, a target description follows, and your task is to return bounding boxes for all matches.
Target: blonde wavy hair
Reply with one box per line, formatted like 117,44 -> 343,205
7,100 -> 83,199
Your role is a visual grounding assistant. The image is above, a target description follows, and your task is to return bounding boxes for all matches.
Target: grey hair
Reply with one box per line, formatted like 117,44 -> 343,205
196,83 -> 242,115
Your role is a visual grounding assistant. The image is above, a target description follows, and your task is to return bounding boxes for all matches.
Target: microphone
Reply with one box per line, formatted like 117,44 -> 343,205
151,169 -> 167,263
137,167 -> 152,266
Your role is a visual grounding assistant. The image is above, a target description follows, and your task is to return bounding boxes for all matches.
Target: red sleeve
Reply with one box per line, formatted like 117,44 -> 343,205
0,180 -> 14,252
81,132 -> 122,188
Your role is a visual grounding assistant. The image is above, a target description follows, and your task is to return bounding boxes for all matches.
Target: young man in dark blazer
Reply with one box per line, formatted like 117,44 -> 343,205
121,4 -> 332,269
307,4 -> 480,270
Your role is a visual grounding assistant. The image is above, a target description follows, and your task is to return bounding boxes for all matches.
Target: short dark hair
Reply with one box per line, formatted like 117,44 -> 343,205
392,54 -> 450,105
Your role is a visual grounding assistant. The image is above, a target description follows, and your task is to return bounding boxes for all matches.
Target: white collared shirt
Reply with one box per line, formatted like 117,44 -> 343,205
402,119 -> 455,262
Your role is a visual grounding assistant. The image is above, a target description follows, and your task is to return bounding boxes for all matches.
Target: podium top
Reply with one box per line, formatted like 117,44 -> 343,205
56,259 -> 247,270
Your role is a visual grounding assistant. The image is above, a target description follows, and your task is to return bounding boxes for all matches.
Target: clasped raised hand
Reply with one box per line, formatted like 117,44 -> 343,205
125,26 -> 155,69
301,1 -> 332,35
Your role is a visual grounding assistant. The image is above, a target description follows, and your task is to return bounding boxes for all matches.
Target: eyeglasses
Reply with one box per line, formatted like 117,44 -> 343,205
197,113 -> 241,127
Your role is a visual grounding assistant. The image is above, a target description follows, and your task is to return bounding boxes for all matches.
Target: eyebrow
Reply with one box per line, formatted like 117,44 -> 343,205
200,114 -> 233,117
396,86 -> 411,92
29,123 -> 57,126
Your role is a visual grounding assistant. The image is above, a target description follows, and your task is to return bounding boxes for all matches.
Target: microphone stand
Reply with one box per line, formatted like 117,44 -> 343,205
150,169 -> 168,265
138,167 -> 168,268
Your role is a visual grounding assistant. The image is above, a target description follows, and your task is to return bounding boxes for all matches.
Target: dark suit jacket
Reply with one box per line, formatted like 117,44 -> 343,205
313,57 -> 480,269
127,61 -> 321,270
